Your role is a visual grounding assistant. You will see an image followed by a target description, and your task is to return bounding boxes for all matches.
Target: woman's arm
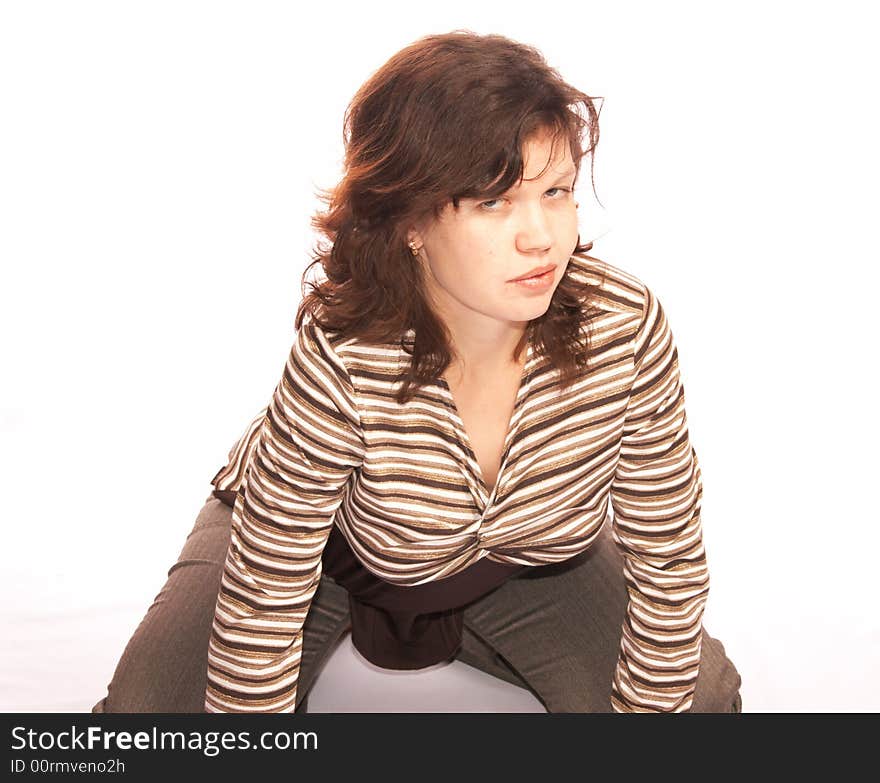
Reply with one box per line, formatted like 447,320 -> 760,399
609,286 -> 711,712
205,317 -> 365,712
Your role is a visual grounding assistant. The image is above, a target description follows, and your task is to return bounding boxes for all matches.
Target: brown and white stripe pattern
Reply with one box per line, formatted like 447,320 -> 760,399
204,254 -> 710,713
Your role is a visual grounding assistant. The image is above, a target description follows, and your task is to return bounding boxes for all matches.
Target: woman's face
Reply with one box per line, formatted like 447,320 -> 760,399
410,130 -> 579,334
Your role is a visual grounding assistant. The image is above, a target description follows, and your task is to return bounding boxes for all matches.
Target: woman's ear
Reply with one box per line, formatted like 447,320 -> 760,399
406,225 -> 424,247
406,228 -> 426,259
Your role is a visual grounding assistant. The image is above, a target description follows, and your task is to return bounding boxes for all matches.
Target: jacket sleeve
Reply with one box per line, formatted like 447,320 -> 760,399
208,407 -> 269,507
205,315 -> 365,712
609,286 -> 711,712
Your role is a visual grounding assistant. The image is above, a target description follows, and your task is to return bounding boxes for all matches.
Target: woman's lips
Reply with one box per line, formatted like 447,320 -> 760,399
509,267 -> 555,290
509,263 -> 557,282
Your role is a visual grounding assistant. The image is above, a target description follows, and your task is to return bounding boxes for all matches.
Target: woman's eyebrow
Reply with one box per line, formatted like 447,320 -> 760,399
511,167 -> 577,189
527,167 -> 577,185
473,167 -> 578,199
519,167 -> 576,188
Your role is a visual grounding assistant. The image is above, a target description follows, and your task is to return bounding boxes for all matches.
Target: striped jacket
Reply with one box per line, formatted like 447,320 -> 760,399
204,253 -> 710,713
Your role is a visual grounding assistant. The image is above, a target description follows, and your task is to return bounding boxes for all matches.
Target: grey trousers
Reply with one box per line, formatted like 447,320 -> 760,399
92,494 -> 743,713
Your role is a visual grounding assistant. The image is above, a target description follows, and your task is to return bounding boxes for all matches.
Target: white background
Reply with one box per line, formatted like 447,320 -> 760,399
2,0 -> 877,712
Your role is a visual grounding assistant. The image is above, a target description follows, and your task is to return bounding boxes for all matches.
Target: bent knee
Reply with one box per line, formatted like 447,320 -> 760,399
172,498 -> 234,569
690,630 -> 743,712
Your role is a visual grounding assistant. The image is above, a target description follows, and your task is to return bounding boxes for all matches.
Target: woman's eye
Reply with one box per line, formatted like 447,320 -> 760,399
478,188 -> 572,211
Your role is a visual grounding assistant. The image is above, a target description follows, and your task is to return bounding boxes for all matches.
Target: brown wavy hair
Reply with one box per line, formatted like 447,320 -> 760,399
297,29 -> 607,404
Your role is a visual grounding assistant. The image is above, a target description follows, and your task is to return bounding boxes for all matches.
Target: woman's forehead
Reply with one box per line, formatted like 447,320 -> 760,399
521,132 -> 575,177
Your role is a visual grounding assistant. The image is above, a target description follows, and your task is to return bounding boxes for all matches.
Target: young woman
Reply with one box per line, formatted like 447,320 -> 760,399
93,30 -> 742,714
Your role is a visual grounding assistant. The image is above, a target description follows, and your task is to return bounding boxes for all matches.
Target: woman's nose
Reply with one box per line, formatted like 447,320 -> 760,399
516,204 -> 554,251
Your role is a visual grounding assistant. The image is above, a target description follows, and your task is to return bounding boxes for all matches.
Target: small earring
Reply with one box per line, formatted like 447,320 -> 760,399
408,241 -> 420,257
575,201 -> 580,208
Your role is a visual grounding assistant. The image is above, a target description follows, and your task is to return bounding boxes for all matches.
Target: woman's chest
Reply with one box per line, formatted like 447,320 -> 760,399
343,368 -> 625,573
443,371 -> 521,496
352,348 -> 628,521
